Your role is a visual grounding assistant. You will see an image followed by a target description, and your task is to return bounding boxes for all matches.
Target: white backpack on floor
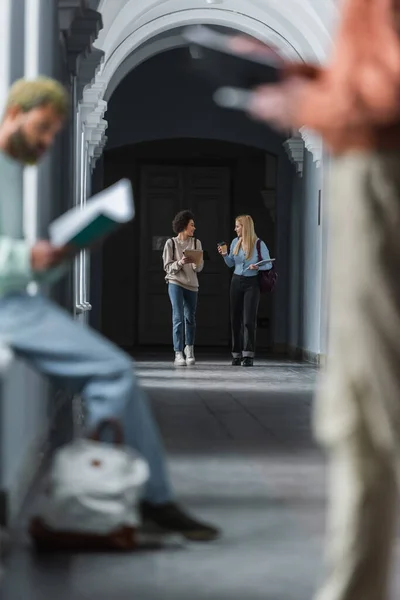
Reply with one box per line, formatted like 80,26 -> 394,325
30,419 -> 149,551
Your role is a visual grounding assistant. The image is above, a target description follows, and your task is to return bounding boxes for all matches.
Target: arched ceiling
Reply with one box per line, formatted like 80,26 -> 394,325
93,0 -> 339,102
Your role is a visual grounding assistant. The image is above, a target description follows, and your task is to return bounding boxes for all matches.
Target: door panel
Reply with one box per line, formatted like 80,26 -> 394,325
139,165 -> 231,346
185,167 -> 231,345
139,166 -> 181,345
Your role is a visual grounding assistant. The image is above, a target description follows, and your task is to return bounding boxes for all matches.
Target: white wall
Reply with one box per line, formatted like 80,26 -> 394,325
319,155 -> 330,358
0,1 -> 12,114
288,174 -> 302,351
302,151 -> 323,355
288,151 -> 324,359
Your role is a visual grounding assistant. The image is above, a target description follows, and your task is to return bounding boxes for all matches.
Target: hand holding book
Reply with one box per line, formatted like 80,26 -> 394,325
244,258 -> 275,271
32,179 -> 135,273
183,249 -> 203,267
49,179 -> 135,250
30,241 -> 74,272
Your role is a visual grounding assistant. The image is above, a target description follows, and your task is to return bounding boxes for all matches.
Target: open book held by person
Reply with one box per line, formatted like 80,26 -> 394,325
49,178 -> 134,249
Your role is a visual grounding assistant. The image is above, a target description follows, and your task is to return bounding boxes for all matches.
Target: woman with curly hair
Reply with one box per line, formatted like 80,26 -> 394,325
163,210 -> 203,366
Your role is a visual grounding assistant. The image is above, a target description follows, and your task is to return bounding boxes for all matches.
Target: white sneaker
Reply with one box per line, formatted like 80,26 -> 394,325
174,352 -> 186,367
185,345 -> 195,366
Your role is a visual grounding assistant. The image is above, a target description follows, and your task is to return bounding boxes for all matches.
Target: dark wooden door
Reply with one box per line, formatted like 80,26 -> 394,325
138,165 -> 231,346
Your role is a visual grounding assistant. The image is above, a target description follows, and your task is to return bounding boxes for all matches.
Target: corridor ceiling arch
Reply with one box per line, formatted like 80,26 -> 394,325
77,0 -> 338,171
94,0 -> 338,103
104,32 -> 187,102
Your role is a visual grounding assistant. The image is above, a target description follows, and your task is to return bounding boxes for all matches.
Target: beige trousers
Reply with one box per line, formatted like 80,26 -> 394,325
315,151 -> 400,600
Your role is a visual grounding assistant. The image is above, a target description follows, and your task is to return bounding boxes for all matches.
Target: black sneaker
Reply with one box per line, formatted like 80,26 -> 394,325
231,357 -> 241,366
242,357 -> 254,367
140,501 -> 220,542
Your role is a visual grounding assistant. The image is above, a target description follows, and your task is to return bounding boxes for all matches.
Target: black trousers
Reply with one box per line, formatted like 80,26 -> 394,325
230,274 -> 260,358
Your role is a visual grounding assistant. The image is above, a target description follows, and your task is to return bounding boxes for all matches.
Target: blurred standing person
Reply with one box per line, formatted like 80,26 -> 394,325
244,0 -> 400,597
163,210 -> 203,366
218,215 -> 272,367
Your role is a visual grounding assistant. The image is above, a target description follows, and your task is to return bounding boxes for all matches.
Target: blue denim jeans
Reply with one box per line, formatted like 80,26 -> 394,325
168,283 -> 198,352
0,293 -> 173,505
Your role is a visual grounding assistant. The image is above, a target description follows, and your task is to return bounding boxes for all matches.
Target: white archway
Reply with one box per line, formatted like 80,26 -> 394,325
78,0 -> 338,189
74,0 -> 336,270
95,0 -> 337,96
82,0 -> 337,166
82,0 -> 336,359
98,0 -> 335,65
105,33 -> 186,101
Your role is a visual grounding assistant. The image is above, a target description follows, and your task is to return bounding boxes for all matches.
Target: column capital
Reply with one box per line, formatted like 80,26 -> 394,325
299,127 -> 323,168
58,2 -> 103,76
58,1 -> 83,32
79,79 -> 108,170
283,137 -> 305,177
86,119 -> 107,171
92,132 -> 107,171
76,48 -> 105,102
79,72 -> 109,167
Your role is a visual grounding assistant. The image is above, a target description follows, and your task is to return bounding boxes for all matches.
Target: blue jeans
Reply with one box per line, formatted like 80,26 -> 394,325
0,293 -> 173,505
168,283 -> 198,352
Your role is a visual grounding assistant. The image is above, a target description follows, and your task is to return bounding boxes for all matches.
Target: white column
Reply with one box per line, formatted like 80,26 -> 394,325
299,127 -> 327,362
319,155 -> 330,362
74,103 -> 92,321
74,105 -> 85,318
74,82 -> 107,321
23,0 -> 41,301
23,0 -> 41,251
0,0 -> 12,114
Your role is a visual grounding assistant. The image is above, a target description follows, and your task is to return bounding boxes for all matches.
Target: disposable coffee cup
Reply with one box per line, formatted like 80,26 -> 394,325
218,241 -> 227,254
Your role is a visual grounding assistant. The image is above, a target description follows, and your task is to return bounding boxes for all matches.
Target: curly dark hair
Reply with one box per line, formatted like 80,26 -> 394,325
172,210 -> 195,234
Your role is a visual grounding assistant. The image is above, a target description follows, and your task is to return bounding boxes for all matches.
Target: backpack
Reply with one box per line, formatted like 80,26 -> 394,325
169,237 -> 198,259
29,419 -> 149,552
256,239 -> 277,293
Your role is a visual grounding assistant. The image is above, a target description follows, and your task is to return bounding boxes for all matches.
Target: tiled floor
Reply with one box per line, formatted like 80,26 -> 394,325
2,356 -> 400,599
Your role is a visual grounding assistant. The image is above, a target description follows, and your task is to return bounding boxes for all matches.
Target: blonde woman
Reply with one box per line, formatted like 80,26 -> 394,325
218,215 -> 272,366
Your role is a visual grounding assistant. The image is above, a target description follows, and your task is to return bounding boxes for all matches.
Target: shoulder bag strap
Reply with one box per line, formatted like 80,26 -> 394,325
256,239 -> 262,262
170,238 -> 175,260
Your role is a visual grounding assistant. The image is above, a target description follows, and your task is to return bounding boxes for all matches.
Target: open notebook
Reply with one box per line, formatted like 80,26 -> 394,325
244,258 -> 275,271
49,179 -> 134,249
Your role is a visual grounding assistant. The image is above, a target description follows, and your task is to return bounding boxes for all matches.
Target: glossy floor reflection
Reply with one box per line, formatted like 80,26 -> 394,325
2,356 -> 399,599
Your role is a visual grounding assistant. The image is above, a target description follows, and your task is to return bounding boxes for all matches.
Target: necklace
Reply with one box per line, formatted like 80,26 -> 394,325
176,237 -> 191,251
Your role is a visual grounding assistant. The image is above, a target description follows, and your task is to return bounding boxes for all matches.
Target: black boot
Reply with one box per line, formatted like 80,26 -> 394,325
242,357 -> 254,367
231,357 -> 241,366
140,501 -> 220,542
